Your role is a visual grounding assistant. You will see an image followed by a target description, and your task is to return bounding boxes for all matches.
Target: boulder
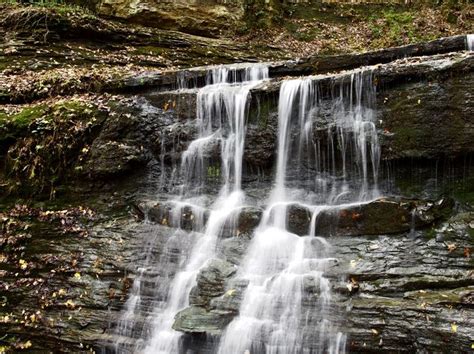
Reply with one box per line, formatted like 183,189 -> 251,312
174,259 -> 238,334
219,237 -> 251,265
146,202 -> 208,231
287,203 -> 313,236
84,141 -> 149,178
189,259 -> 236,307
97,0 -> 244,37
173,306 -> 234,334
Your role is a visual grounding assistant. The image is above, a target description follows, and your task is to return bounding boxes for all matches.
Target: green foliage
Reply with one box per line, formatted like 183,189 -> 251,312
0,0 -> 94,14
207,165 -> 220,178
242,0 -> 281,31
367,8 -> 422,47
0,106 -> 48,153
0,106 -> 46,130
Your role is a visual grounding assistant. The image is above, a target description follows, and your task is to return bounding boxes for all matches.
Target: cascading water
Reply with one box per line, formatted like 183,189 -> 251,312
467,34 -> 474,51
112,63 -> 380,354
218,70 -> 379,354
112,63 -> 269,353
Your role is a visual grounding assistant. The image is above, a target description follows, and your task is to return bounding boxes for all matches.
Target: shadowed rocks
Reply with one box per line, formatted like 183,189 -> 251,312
139,197 -> 454,237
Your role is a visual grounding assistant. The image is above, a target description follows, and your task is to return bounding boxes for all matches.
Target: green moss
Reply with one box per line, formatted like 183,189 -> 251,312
451,176 -> 474,207
0,105 -> 49,150
207,165 -> 220,178
424,227 -> 437,240
3,99 -> 106,197
352,296 -> 403,308
0,105 -> 47,128
4,0 -> 95,15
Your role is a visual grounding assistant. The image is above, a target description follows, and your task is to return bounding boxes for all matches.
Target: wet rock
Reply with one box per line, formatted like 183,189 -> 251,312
328,207 -> 474,353
145,90 -> 198,120
83,97 -> 166,179
151,120 -> 198,164
84,141 -> 149,178
144,202 -> 262,237
315,197 -> 454,237
173,306 -> 234,334
219,237 -> 251,265
176,278 -> 246,335
245,52 -> 474,172
207,280 -> 247,317
146,202 -> 208,231
142,197 -> 453,238
244,111 -> 278,170
287,203 -> 313,235
347,290 -> 474,353
220,206 -> 263,238
189,259 -> 236,307
237,207 -> 262,235
379,72 -> 474,160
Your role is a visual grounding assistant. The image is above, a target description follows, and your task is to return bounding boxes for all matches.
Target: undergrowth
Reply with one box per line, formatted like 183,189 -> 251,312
3,100 -> 107,198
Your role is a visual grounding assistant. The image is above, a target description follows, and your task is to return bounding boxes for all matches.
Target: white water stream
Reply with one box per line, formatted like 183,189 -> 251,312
114,62 -> 380,353
218,71 -> 379,353
114,64 -> 269,353
467,34 -> 474,51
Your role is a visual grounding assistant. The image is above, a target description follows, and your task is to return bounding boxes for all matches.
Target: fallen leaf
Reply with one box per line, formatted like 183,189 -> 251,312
225,289 -> 236,297
451,323 -> 457,333
446,243 -> 457,253
18,341 -> 32,349
19,259 -> 28,270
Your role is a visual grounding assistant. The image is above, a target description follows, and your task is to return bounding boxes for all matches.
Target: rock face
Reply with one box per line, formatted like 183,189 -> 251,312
97,0 -> 244,37
136,52 -> 474,174
83,96 -> 193,179
170,209 -> 473,353
189,259 -> 236,307
315,197 -> 455,237
141,202 -> 263,237
329,211 -> 474,353
379,72 -> 474,160
174,259 -> 239,334
245,52 -> 474,170
144,198 -> 453,237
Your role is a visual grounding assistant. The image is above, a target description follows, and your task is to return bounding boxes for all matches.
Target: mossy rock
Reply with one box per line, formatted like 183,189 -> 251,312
0,105 -> 49,154
3,99 -> 107,196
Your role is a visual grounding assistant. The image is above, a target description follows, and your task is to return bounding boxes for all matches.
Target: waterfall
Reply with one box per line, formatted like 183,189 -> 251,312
113,64 -> 269,353
217,69 -> 378,354
467,34 -> 474,51
112,63 -> 380,354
